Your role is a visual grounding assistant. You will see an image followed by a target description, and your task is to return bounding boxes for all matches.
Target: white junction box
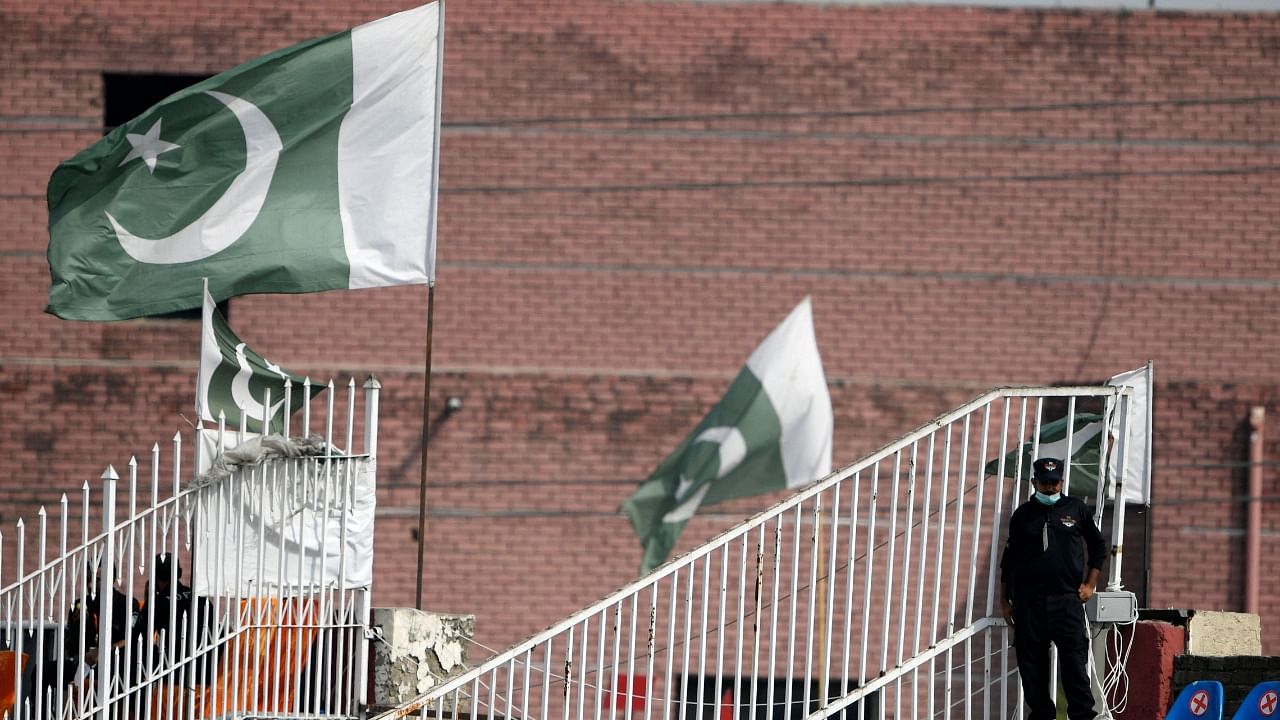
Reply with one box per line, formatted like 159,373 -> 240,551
1085,591 -> 1138,623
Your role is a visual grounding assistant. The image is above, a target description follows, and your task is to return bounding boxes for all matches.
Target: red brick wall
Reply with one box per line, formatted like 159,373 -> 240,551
3,0 -> 1280,659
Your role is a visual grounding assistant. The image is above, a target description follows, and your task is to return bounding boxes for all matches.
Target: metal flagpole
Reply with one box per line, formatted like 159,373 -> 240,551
1143,359 -> 1154,604
416,285 -> 436,610
416,0 -> 447,611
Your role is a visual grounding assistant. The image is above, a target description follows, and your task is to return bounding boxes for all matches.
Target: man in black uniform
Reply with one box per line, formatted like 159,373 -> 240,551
140,553 -> 217,685
1000,457 -> 1107,720
63,565 -> 141,687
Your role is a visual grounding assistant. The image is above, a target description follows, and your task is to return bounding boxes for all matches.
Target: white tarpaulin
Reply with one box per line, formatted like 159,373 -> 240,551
193,429 -> 376,595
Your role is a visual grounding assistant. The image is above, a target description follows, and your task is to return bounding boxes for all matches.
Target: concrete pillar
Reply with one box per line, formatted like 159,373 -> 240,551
1186,611 -> 1261,656
370,607 -> 476,711
1114,620 -> 1186,720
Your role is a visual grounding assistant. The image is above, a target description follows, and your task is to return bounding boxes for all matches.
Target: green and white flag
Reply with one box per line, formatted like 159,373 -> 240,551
622,298 -> 833,575
47,3 -> 441,321
197,285 -> 321,434
985,412 -> 1107,490
985,365 -> 1152,503
1105,364 -> 1153,504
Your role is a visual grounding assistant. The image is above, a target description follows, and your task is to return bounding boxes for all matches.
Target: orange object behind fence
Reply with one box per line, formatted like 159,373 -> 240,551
0,651 -> 29,718
146,597 -> 318,720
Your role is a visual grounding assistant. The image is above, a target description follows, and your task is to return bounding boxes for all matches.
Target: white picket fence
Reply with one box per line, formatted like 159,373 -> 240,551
0,377 -> 381,720
380,385 -> 1138,720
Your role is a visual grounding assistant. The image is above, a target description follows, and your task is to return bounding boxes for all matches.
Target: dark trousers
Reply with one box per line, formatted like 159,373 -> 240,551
1013,592 -> 1097,720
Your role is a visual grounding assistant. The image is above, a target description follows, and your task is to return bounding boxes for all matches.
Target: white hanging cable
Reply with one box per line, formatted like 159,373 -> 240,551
1088,602 -> 1139,717
1101,614 -> 1139,715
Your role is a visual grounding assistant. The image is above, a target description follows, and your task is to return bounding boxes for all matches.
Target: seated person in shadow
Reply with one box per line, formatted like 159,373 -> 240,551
63,564 -> 142,691
139,553 -> 218,687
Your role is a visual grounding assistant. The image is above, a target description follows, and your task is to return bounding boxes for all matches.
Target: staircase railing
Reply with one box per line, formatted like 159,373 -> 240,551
0,378 -> 381,720
381,385 -> 1136,720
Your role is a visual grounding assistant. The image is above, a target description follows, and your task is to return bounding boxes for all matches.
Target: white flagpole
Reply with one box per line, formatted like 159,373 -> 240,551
196,277 -> 213,425
1143,359 -> 1154,602
415,0 -> 446,611
1143,359 -> 1154,505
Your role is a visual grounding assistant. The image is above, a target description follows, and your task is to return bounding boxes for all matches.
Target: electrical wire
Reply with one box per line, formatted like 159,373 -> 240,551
8,162 -> 1279,203
7,92 -> 1279,135
1088,598 -> 1140,718
442,94 -> 1280,130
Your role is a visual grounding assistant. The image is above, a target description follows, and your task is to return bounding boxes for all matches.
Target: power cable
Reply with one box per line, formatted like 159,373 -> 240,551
445,93 -> 1280,130
8,92 -> 1280,135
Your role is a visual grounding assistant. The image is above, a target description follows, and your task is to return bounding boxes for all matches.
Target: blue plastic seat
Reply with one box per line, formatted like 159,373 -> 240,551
1230,681 -> 1280,720
1167,680 -> 1224,720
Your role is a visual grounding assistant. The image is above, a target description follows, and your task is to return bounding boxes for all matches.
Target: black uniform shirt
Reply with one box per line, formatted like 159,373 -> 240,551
64,589 -> 140,662
1000,494 -> 1107,600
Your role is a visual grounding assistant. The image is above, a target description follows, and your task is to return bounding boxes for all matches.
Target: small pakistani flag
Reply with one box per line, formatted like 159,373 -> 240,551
622,298 -> 834,575
46,3 -> 440,321
985,413 -> 1107,495
196,284 -> 322,434
985,366 -> 1152,503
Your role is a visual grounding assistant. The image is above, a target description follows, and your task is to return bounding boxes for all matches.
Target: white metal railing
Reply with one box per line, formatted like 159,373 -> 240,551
0,377 -> 381,720
380,385 -> 1136,720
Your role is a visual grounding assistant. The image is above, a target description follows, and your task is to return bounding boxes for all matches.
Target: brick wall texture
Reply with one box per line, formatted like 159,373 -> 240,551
3,0 -> 1280,661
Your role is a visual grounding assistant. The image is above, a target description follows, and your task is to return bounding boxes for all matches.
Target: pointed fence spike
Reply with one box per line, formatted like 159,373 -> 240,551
173,430 -> 182,442
364,374 -> 381,389
128,456 -> 138,469
152,442 -> 160,452
37,507 -> 46,518
15,518 -> 23,529
101,465 -> 118,481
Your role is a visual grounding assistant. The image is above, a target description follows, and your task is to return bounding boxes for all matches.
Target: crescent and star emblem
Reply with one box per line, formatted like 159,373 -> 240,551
230,343 -> 287,425
662,426 -> 747,524
108,90 -> 282,265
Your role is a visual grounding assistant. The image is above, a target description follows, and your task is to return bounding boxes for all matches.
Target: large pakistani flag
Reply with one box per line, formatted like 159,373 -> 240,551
197,286 -> 322,434
47,3 -> 440,321
622,298 -> 833,575
985,365 -> 1152,503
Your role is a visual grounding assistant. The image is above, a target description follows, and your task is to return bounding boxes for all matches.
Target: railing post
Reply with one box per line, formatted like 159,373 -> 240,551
98,465 -> 119,720
35,506 -> 49,720
1107,391 -> 1133,592
364,375 -> 381,460
357,375 -> 381,718
14,518 -> 24,720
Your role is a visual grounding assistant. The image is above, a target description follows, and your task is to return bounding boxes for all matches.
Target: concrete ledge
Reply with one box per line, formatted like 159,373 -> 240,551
1187,611 -> 1261,657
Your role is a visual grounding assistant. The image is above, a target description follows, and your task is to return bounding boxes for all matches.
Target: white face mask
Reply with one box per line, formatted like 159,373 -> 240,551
1034,490 -> 1061,505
